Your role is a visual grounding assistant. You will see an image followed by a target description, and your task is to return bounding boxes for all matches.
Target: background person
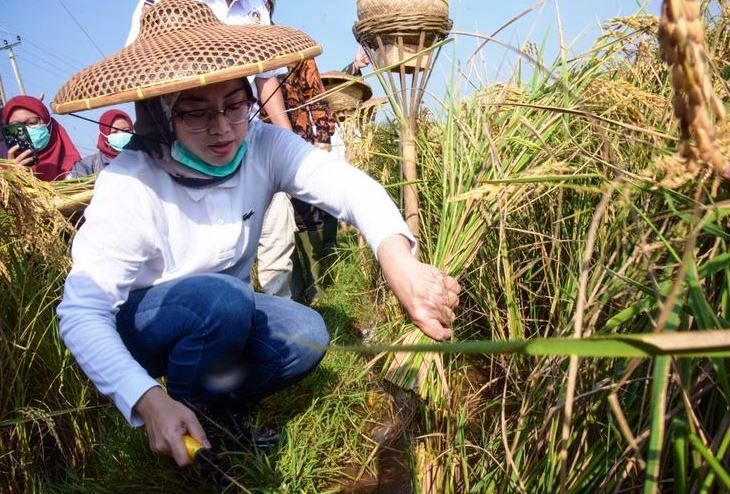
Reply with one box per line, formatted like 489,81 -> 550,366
282,59 -> 339,304
0,102 -> 7,160
265,23 -> 339,303
68,109 -> 133,178
2,95 -> 81,181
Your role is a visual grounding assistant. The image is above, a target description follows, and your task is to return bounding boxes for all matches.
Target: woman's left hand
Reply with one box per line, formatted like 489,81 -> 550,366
7,145 -> 35,168
378,235 -> 461,341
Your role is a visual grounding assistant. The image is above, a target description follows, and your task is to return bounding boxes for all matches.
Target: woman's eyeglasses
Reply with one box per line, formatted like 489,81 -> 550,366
9,117 -> 43,127
174,100 -> 254,133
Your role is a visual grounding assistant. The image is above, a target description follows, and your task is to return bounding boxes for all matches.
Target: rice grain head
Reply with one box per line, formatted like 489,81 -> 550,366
659,0 -> 727,174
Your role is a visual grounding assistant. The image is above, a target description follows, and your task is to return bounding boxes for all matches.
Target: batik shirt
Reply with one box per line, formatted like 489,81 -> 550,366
261,59 -> 338,230
262,59 -> 337,146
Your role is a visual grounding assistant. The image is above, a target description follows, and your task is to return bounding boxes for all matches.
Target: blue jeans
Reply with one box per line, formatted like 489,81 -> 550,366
116,273 -> 329,405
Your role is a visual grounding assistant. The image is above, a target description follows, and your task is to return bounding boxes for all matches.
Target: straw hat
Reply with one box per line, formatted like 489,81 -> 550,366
52,0 -> 321,114
319,71 -> 373,114
353,0 -> 451,74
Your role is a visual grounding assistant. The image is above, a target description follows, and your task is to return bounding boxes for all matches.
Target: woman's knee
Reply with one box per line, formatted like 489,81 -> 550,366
293,307 -> 329,368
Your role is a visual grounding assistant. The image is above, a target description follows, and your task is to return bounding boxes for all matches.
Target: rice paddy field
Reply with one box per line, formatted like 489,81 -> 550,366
4,2 -> 730,493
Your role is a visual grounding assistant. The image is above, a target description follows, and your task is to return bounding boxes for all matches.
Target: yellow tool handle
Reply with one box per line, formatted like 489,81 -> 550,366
183,434 -> 204,460
183,435 -> 251,493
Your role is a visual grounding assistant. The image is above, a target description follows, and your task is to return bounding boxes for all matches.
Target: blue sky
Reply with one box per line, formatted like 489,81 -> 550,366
0,0 -> 659,155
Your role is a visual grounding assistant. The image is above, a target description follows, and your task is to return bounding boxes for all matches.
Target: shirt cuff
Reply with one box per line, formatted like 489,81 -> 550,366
370,230 -> 418,260
116,375 -> 161,427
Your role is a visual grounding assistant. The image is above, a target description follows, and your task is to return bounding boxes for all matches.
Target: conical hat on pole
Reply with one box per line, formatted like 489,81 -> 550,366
353,0 -> 451,73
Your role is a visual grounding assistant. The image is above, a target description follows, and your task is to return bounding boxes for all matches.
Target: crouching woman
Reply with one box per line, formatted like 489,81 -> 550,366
54,0 -> 459,467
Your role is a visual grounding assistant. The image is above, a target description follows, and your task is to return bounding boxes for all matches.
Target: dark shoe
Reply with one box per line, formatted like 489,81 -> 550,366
184,398 -> 279,451
224,404 -> 279,450
180,399 -> 278,491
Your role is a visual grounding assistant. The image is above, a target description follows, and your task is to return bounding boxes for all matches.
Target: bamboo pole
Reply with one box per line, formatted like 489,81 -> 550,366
400,122 -> 420,236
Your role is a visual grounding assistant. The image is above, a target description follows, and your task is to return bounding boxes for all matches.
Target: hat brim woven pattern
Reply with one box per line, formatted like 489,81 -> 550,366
52,0 -> 321,114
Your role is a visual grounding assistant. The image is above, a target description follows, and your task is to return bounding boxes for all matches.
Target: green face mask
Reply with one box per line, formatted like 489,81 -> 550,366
107,132 -> 133,151
27,123 -> 51,151
170,140 -> 248,178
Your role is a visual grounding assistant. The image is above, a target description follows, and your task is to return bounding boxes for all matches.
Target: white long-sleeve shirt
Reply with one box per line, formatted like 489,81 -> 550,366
57,121 -> 413,426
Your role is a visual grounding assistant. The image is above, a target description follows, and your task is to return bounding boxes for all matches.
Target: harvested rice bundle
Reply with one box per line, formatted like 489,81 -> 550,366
0,160 -> 72,259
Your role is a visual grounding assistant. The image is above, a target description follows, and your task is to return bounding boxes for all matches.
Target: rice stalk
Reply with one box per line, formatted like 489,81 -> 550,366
382,80 -> 491,402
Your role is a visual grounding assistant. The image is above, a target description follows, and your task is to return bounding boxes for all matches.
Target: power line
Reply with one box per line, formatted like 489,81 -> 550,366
15,52 -> 73,83
16,46 -> 76,79
0,24 -> 85,72
21,38 -> 83,72
56,0 -> 106,58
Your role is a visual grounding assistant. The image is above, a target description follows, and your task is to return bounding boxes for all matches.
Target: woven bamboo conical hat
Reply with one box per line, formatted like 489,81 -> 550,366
52,0 -> 321,114
320,71 -> 373,113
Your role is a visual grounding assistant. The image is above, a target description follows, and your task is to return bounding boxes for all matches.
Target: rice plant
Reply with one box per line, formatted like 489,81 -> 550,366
0,163 -> 99,492
6,2 -> 730,493
358,2 -> 730,492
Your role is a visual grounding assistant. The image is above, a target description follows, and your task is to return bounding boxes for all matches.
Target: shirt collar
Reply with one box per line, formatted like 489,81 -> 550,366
182,169 -> 240,202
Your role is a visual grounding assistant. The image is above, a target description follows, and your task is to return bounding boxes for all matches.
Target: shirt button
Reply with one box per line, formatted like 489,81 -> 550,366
217,218 -> 224,225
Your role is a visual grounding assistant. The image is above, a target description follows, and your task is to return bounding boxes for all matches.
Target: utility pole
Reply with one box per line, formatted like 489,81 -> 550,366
1,36 -> 26,95
0,71 -> 6,106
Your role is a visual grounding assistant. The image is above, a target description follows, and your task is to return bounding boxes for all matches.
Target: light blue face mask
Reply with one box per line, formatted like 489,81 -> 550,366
107,132 -> 133,152
27,123 -> 51,151
170,139 -> 248,178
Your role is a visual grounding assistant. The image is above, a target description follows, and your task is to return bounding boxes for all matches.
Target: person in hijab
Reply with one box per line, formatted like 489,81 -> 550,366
54,0 -> 460,470
2,95 -> 81,181
68,109 -> 134,178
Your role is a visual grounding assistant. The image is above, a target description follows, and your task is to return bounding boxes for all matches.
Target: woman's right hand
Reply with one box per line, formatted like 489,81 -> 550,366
377,235 -> 460,341
133,386 -> 210,467
7,145 -> 35,168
